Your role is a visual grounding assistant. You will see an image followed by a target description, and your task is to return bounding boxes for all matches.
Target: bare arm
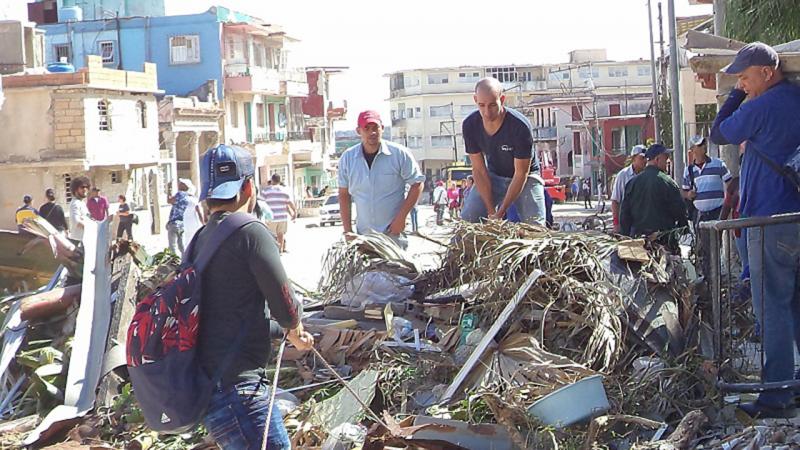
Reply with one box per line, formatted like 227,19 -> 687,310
468,153 -> 495,216
495,158 -> 530,217
339,187 -> 353,234
388,182 -> 423,235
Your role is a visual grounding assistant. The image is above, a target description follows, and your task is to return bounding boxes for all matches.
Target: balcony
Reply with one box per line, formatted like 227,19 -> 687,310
224,64 -> 281,95
280,70 -> 309,97
532,127 -> 557,141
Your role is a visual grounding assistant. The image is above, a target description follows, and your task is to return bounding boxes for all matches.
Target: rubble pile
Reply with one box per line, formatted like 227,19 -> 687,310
1,218 -> 798,449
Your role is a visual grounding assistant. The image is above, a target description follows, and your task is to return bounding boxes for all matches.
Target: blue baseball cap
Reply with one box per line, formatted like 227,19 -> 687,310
645,143 -> 673,160
722,42 -> 779,74
200,144 -> 255,201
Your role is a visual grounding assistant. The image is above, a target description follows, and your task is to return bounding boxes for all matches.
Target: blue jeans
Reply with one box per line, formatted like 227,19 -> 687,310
203,379 -> 291,450
410,207 -> 418,232
736,227 -> 749,280
747,223 -> 800,407
461,173 -> 545,225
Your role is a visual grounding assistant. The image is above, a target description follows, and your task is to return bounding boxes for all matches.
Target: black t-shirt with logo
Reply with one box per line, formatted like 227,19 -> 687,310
462,107 -> 540,178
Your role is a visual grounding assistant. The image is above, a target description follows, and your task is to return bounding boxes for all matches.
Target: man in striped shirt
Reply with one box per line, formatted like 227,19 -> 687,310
260,174 -> 296,253
682,135 -> 732,281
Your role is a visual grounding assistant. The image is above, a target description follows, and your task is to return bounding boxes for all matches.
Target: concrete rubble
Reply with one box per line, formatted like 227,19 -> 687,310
0,216 -> 798,449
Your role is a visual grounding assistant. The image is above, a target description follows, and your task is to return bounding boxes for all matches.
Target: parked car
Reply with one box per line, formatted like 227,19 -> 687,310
319,195 -> 341,226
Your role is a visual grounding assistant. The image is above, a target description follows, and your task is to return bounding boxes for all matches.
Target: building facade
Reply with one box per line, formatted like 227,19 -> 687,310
0,55 -> 165,230
37,5 -> 324,200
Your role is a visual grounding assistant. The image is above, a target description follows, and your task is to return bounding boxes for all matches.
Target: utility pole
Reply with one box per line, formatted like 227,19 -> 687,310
658,3 -> 667,96
450,102 -> 457,162
647,0 -> 660,141
667,0 -> 684,183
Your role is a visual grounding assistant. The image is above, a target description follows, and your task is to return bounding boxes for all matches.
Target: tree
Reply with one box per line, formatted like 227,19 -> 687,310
725,0 -> 800,45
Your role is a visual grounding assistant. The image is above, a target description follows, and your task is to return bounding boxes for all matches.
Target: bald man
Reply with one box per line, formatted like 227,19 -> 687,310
460,77 -> 546,225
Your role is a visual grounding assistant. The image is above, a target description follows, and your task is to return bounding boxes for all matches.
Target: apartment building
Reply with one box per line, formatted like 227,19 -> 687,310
387,49 -> 655,185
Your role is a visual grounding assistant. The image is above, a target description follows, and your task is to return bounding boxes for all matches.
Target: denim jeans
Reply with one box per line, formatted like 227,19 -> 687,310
410,207 -> 418,232
736,228 -> 749,280
166,221 -> 185,256
747,223 -> 800,407
203,379 -> 291,450
461,173 -> 545,225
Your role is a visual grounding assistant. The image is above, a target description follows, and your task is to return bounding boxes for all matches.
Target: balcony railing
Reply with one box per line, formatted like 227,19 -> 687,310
532,127 -> 557,140
287,131 -> 312,141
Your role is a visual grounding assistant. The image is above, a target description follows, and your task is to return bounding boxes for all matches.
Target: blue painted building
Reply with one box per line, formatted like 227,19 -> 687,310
39,6 -> 320,200
28,0 -> 165,23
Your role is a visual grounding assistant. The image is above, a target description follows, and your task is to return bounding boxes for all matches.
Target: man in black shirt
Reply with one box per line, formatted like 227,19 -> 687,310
38,188 -> 68,232
195,144 -> 313,449
461,77 -> 546,225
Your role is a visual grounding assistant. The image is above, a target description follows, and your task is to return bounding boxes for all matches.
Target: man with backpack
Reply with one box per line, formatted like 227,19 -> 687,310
710,42 -> 800,419
127,144 -> 313,449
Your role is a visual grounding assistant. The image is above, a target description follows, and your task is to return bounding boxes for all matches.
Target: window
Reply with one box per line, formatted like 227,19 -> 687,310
98,99 -> 111,131
458,71 -> 480,83
487,67 -> 517,83
431,135 -> 453,147
460,105 -> 476,116
573,132 -> 582,156
136,100 -> 147,128
99,41 -> 115,64
407,106 -> 422,118
403,75 -> 420,87
54,43 -> 71,63
427,73 -> 449,84
578,66 -> 599,79
253,43 -> 265,67
111,171 -> 122,184
549,68 -> 570,81
170,35 -> 200,65
230,101 -> 239,127
429,105 -> 452,117
637,65 -> 651,76
64,174 -> 73,203
256,103 -> 265,127
609,104 -> 621,116
397,103 -> 406,119
571,105 -> 583,121
519,71 -> 534,82
227,36 -> 245,62
608,66 -> 628,77
568,150 -> 574,168
407,136 -> 423,149
611,128 -> 623,152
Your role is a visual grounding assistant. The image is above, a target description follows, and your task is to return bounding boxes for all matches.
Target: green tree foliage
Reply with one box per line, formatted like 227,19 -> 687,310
725,0 -> 800,45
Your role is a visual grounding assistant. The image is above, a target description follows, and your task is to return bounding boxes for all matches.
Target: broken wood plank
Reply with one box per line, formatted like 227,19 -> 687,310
439,269 -> 544,404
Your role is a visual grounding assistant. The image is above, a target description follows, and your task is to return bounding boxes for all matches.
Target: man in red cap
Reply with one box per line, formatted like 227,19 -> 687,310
338,110 -> 425,248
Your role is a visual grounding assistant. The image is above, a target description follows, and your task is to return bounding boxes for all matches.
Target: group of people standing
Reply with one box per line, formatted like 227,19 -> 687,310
431,177 -> 474,225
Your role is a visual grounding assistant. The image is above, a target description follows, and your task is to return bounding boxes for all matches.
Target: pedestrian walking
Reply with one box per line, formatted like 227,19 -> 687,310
581,179 -> 592,209
166,179 -> 192,256
710,42 -> 800,418
116,194 -> 134,239
447,181 -> 460,220
433,180 -> 448,225
571,179 -> 579,202
39,188 -> 68,232
337,110 -> 425,249
261,174 -> 297,253
180,179 -> 204,250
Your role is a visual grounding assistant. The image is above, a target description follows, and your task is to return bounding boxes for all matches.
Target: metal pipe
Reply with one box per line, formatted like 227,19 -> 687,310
667,0 -> 684,183
698,212 -> 800,231
647,0 -> 660,140
709,228 -> 721,362
718,379 -> 800,394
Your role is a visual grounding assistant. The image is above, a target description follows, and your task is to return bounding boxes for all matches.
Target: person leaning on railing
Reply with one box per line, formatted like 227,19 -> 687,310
710,42 -> 800,419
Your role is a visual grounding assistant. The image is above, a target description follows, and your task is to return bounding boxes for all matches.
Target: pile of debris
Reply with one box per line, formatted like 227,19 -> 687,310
0,217 -> 796,449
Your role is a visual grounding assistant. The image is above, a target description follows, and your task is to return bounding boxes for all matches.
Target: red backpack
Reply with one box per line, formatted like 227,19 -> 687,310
126,213 -> 257,433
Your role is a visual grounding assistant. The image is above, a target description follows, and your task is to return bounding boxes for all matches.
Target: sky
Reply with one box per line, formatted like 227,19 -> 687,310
1,0 -> 713,130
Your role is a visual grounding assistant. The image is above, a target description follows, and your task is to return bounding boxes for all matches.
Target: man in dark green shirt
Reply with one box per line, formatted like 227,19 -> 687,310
620,144 -> 688,237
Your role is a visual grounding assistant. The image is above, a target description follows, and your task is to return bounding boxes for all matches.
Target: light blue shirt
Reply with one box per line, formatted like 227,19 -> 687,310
338,140 -> 425,234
